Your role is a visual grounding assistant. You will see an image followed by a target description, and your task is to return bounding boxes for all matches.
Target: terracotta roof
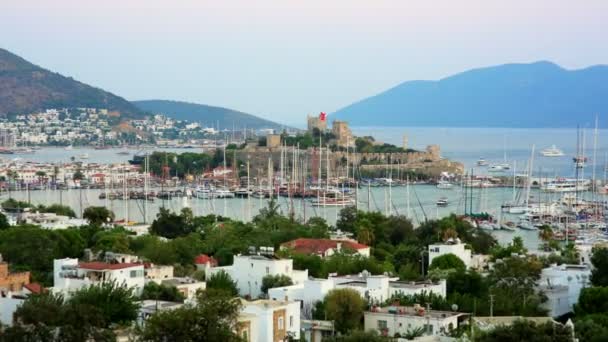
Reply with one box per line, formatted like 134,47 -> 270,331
78,262 -> 142,270
194,254 -> 218,266
281,238 -> 369,255
23,283 -> 44,294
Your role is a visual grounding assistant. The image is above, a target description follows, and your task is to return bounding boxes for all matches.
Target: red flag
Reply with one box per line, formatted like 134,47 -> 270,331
319,112 -> 327,121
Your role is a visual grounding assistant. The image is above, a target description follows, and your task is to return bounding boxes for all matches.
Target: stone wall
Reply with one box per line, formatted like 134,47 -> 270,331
0,263 -> 30,292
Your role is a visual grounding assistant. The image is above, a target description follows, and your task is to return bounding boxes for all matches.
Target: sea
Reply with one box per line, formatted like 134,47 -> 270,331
5,126 -> 607,250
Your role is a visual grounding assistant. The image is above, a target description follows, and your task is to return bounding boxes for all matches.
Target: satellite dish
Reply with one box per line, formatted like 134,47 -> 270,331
451,304 -> 459,312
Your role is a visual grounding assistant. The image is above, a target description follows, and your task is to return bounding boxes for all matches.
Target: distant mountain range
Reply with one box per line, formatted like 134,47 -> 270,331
133,100 -> 287,130
0,48 -> 142,118
333,61 -> 608,128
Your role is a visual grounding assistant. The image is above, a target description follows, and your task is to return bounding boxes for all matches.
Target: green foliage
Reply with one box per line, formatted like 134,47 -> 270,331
0,212 -> 9,230
476,319 -> 572,342
39,204 -> 77,218
261,274 -> 293,295
150,207 -> 197,239
68,281 -> 139,326
590,247 -> 608,286
354,136 -> 414,153
575,287 -> 608,316
206,270 -> 239,296
1,198 -> 31,212
141,282 -> 186,303
575,315 -> 608,342
491,237 -> 527,260
0,226 -> 85,284
429,253 -> 466,272
324,288 -> 365,333
83,206 -> 115,225
8,282 -> 138,340
136,289 -> 243,341
323,330 -> 389,342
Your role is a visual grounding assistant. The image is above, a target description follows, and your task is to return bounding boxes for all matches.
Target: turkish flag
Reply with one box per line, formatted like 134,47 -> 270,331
319,112 -> 327,121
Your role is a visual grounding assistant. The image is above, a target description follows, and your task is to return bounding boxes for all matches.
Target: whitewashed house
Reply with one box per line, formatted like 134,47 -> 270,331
207,253 -> 308,299
239,299 -> 301,342
364,305 -> 466,337
428,239 -> 472,269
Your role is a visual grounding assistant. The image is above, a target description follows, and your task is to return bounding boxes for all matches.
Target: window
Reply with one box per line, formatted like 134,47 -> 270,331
377,320 -> 387,330
251,263 -> 254,268
424,324 -> 434,334
289,315 -> 293,328
278,317 -> 284,330
266,266 -> 270,274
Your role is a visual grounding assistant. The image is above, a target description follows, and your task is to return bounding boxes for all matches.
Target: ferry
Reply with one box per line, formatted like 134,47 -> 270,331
311,197 -> 355,207
540,145 -> 564,157
541,178 -> 590,192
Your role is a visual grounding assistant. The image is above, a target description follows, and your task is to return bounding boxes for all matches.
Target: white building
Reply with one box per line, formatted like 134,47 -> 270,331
208,254 -> 308,299
240,299 -> 301,342
161,277 -> 206,300
428,239 -> 472,269
52,258 -> 145,296
539,264 -> 590,316
364,305 -> 465,337
269,272 -> 446,314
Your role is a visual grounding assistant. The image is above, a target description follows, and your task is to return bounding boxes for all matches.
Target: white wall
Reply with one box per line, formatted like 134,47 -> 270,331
428,242 -> 472,269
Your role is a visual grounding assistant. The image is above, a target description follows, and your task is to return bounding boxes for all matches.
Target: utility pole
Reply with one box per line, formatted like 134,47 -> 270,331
489,294 -> 495,317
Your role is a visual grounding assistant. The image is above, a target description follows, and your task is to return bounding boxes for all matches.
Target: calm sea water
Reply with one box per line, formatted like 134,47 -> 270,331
353,126 -> 608,178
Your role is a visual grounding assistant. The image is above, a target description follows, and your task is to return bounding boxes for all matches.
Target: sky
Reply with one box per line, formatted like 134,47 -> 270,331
2,0 -> 607,125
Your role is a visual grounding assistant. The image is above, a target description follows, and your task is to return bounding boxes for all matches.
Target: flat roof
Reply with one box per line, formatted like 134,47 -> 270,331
389,281 -> 441,289
78,262 -> 142,271
367,306 -> 465,319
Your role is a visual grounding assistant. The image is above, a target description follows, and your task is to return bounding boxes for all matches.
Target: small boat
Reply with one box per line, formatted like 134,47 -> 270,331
436,197 -> 448,207
478,221 -> 496,231
517,220 -> 537,230
477,158 -> 489,166
541,145 -> 564,157
116,150 -> 130,155
500,221 -> 517,232
64,145 -> 73,151
214,189 -> 235,198
311,197 -> 355,207
79,153 -> 89,159
436,180 -> 454,190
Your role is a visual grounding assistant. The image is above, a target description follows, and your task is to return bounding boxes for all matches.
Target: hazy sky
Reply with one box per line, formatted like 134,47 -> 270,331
2,1 -> 607,125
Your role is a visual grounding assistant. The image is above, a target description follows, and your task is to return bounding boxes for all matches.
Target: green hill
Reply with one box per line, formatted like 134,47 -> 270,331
133,100 -> 287,130
0,48 -> 142,118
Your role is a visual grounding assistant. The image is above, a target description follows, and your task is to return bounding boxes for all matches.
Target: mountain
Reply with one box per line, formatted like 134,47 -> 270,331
133,100 -> 287,130
0,48 -> 142,118
333,61 -> 608,128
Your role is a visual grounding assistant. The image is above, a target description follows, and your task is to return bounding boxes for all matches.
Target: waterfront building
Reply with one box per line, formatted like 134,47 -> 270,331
428,239 -> 472,269
268,272 -> 446,311
539,263 -> 590,316
280,238 -> 370,258
364,304 -> 466,337
207,253 -> 309,299
52,258 -> 145,295
240,299 -> 301,342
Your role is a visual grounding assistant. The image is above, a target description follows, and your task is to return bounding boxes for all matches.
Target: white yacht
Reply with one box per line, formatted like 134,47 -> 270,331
477,158 -> 489,166
541,178 -> 590,192
540,145 -> 564,157
436,180 -> 454,189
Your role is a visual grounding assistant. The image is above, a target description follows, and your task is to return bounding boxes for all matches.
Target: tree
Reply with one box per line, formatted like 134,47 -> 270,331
261,274 -> 293,295
68,281 -> 139,327
141,282 -> 186,303
476,319 -> 571,342
590,247 -> 608,286
575,316 -> 608,342
324,288 -> 365,333
41,204 -> 77,218
429,253 -> 466,272
0,212 -> 9,230
206,270 -> 239,296
83,206 -> 115,225
575,287 -> 608,316
136,289 -> 243,342
150,207 -> 195,239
